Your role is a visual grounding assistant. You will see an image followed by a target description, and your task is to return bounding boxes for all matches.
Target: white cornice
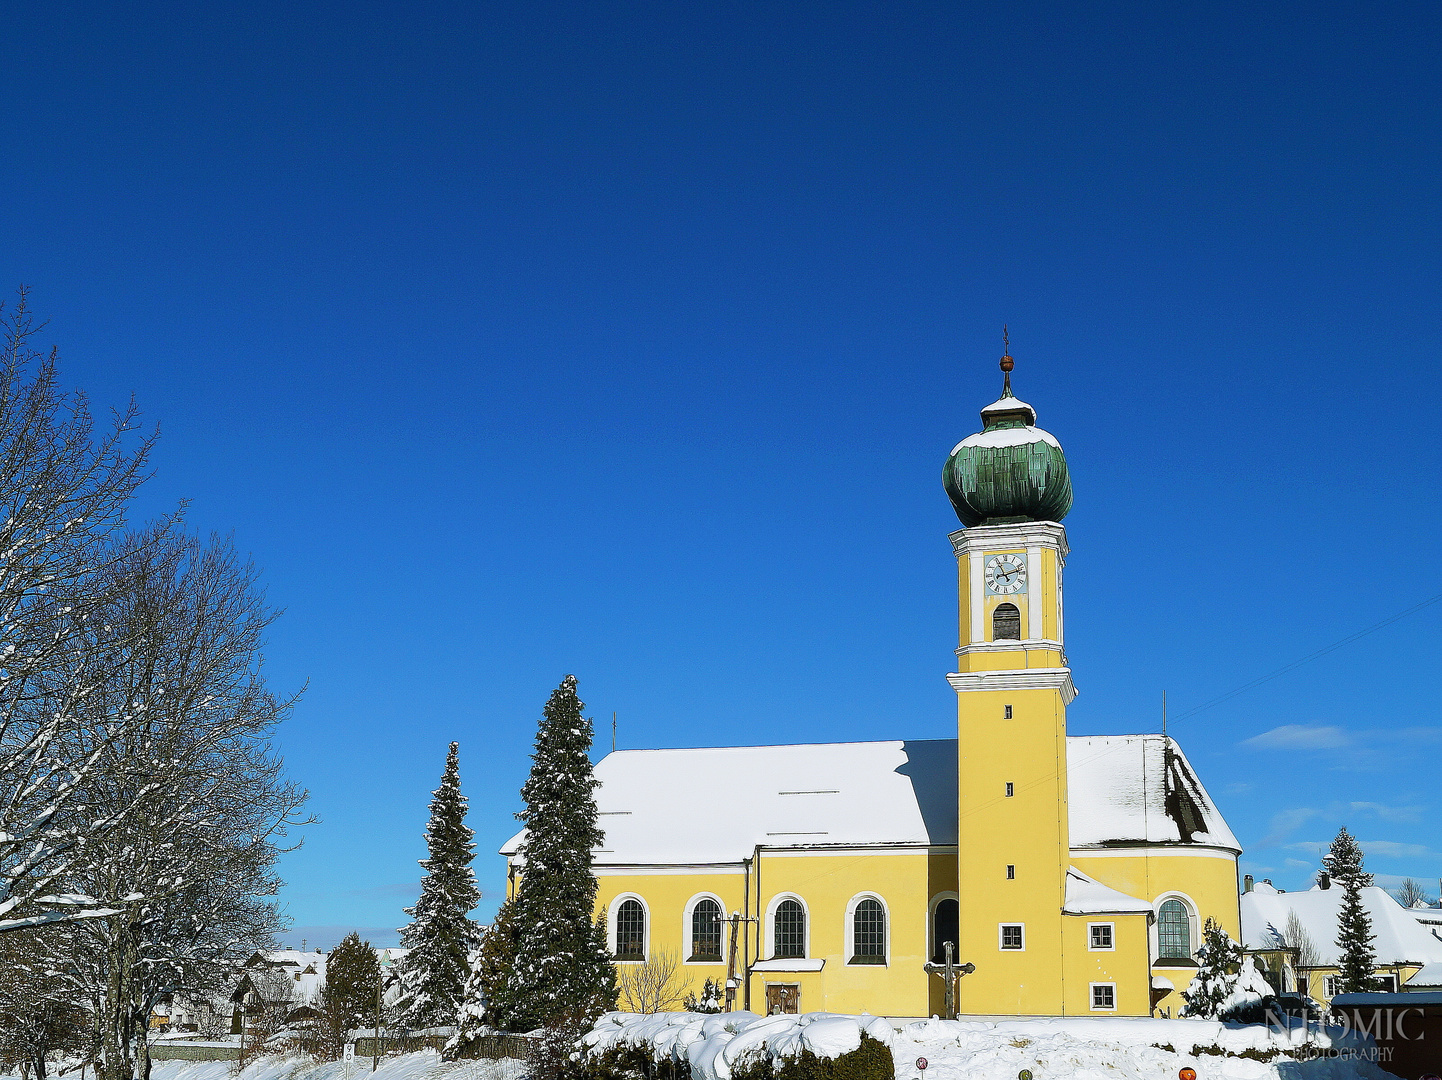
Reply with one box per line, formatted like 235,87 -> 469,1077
950,521 -> 1069,561
947,667 -> 1077,705
956,639 -> 1065,657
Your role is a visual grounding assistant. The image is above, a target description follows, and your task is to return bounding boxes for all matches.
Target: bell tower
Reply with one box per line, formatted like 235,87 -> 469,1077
942,345 -> 1077,1014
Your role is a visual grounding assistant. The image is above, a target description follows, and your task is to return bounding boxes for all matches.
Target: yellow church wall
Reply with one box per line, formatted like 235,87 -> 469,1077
747,849 -> 932,1016
1060,912 -> 1151,1016
592,849 -> 942,1016
594,871 -> 745,1004
1070,850 -> 1241,1013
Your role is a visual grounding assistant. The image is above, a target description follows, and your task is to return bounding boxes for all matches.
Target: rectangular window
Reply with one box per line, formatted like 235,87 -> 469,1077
1006,864 -> 1015,879
1089,923 -> 1114,950
1005,782 -> 1014,797
999,924 -> 1024,950
1091,983 -> 1116,1011
1004,704 -> 1013,719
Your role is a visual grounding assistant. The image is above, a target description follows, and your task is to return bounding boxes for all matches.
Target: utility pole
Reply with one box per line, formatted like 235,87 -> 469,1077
372,974 -> 382,1072
722,911 -> 757,1013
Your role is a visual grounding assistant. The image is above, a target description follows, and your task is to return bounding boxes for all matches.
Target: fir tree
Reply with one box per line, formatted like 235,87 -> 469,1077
1325,826 -> 1380,993
324,932 -> 382,1031
398,741 -> 482,1028
447,897 -> 520,1057
502,675 -> 617,1030
1180,918 -> 1245,1018
1180,918 -> 1274,1019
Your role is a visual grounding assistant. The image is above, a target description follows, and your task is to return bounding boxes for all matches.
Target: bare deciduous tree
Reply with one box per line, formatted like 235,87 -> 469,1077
616,950 -> 688,1014
0,292 -> 170,934
1395,878 -> 1434,908
58,529 -> 308,1080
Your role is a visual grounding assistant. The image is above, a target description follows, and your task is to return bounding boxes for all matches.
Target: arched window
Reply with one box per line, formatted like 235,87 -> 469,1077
615,898 -> 646,960
691,898 -> 723,961
992,603 -> 1021,640
851,899 -> 886,964
932,898 -> 959,964
1157,899 -> 1191,959
773,899 -> 805,958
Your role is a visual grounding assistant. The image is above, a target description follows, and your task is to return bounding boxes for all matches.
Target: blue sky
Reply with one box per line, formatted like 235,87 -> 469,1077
2,1 -> 1440,947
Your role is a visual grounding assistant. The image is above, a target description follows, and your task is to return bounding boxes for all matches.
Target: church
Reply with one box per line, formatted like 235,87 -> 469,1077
502,351 -> 1242,1018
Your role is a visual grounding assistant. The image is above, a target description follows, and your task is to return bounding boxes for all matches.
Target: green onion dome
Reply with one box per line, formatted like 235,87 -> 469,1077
942,354 -> 1073,528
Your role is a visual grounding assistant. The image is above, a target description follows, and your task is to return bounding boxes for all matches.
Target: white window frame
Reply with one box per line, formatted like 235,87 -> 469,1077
1090,982 -> 1117,1011
608,893 -> 650,964
928,892 -> 959,965
765,893 -> 810,961
1152,892 -> 1198,961
1088,922 -> 1115,951
998,923 -> 1026,951
843,893 -> 890,967
683,892 -> 726,966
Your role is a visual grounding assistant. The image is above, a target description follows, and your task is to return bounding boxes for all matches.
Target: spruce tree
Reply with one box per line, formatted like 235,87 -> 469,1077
1325,826 -> 1379,993
447,897 -> 520,1057
503,675 -> 616,1030
398,741 -> 482,1028
1180,918 -> 1245,1018
324,932 -> 382,1031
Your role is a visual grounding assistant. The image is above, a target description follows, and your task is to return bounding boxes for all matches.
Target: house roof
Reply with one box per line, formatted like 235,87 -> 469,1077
500,734 -> 1238,865
1408,962 -> 1442,988
1241,883 -> 1442,969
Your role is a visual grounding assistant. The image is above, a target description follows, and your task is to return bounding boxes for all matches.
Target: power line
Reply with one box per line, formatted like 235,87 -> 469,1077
1170,591 -> 1442,724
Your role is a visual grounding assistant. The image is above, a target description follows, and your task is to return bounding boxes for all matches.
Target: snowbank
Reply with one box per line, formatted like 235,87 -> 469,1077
584,1011 -> 894,1080
893,1017 -> 1391,1080
587,1012 -> 1392,1080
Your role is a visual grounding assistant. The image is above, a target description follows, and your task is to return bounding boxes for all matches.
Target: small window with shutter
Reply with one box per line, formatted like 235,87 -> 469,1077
992,603 -> 1021,640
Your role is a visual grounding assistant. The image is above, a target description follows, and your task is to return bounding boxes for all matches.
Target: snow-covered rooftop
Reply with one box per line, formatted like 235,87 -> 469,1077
500,735 -> 1238,865
1067,735 -> 1239,850
1241,882 -> 1442,970
980,395 -> 1037,420
1063,867 -> 1151,914
950,425 -> 1062,455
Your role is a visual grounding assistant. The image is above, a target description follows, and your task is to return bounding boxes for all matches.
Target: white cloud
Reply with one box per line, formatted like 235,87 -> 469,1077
1358,840 -> 1434,860
1242,725 -> 1351,750
1262,808 -> 1323,845
1349,801 -> 1425,823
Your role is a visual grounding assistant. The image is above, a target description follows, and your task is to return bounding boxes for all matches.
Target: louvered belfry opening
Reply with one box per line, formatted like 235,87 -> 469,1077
992,602 -> 1021,640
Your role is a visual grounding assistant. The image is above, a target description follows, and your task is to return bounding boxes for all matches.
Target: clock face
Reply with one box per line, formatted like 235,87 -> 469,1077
985,553 -> 1027,595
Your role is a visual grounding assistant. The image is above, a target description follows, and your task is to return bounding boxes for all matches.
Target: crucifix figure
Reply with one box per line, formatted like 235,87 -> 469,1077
923,942 -> 975,1020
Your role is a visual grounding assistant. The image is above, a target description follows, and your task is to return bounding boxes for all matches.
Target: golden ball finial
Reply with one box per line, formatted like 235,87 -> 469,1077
1000,353 -> 1014,373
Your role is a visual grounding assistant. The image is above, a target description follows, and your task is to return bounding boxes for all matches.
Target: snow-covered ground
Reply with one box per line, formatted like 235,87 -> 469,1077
589,1011 -> 1396,1080
13,1016 -> 1394,1080
0,1052 -> 525,1080
891,1017 -> 1392,1080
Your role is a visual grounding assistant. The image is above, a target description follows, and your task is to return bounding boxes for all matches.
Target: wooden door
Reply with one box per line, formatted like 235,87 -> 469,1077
765,983 -> 800,1014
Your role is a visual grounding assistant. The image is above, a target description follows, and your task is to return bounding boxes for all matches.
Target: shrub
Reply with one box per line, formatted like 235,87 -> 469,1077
728,1035 -> 893,1080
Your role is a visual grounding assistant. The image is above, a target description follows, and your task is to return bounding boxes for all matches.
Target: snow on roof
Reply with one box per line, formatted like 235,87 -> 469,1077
1063,867 -> 1152,914
950,425 -> 1062,455
251,949 -> 326,970
1241,883 -> 1442,968
1407,962 -> 1442,988
980,395 -> 1037,419
1067,735 -> 1239,851
500,735 -> 1238,865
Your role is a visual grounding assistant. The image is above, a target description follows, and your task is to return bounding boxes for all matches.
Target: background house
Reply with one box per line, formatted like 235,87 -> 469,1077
1241,880 -> 1442,1003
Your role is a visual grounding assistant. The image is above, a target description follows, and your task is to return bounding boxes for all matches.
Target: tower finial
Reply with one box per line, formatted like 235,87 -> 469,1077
999,326 -> 1014,397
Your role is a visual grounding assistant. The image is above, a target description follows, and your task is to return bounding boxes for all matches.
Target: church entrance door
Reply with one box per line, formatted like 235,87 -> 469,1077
766,983 -> 800,1014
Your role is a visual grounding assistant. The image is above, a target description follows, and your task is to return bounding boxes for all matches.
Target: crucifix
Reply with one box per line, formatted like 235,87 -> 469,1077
922,942 -> 975,1020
